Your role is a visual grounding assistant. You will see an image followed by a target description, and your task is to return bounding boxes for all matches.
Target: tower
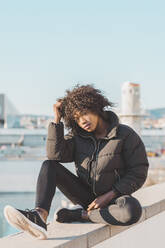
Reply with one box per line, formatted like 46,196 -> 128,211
120,82 -> 142,135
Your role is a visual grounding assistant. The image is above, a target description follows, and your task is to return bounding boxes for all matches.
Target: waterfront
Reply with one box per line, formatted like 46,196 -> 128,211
1,128 -> 165,159
0,160 -> 75,238
0,191 -> 70,238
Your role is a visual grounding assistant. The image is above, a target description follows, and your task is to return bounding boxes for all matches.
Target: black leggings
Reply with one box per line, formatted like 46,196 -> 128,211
35,160 -> 142,226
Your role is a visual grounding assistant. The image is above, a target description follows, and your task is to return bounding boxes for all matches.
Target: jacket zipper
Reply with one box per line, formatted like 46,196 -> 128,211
93,140 -> 101,195
84,135 -> 99,195
114,169 -> 120,181
79,135 -> 97,187
79,135 -> 101,195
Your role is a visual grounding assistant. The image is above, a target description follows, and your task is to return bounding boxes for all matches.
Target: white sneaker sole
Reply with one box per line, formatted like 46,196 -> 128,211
4,205 -> 47,240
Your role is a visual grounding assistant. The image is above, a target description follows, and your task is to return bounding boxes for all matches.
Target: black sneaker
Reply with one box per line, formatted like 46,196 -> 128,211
55,208 -> 90,223
4,205 -> 47,239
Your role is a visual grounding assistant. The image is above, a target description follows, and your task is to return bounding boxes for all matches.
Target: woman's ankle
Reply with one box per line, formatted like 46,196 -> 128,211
36,207 -> 48,223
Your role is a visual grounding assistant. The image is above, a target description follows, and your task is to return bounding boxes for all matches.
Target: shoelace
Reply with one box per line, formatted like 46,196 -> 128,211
25,208 -> 37,213
24,208 -> 49,226
23,208 -> 49,227
24,208 -> 39,224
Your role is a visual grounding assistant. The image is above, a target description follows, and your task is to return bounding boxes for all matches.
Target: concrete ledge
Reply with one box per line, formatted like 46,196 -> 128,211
1,183 -> 165,248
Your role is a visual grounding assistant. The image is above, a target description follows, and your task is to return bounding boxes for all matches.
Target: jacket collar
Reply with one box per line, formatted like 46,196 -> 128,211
77,110 -> 119,140
104,111 -> 119,139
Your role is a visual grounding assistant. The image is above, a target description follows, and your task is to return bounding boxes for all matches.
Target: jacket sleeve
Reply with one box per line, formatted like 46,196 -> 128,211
46,122 -> 75,162
113,129 -> 149,195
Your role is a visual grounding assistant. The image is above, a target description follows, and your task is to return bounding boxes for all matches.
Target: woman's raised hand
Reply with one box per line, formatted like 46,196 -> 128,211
53,101 -> 63,124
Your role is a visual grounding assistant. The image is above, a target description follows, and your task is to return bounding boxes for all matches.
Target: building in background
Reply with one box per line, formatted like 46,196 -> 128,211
119,82 -> 144,135
0,94 -> 19,128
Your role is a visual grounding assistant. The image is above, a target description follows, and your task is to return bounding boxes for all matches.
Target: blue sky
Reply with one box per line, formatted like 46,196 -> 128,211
0,0 -> 165,115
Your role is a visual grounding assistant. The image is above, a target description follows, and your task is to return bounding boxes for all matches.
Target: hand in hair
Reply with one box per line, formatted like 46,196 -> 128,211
53,101 -> 63,124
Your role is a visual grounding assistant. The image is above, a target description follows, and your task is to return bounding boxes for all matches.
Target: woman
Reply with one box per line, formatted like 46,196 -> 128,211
4,84 -> 149,240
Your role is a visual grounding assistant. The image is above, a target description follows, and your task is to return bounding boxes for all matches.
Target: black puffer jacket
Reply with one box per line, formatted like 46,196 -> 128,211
46,111 -> 149,196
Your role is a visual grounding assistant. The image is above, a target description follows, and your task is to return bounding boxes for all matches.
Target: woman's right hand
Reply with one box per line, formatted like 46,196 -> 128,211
53,101 -> 63,124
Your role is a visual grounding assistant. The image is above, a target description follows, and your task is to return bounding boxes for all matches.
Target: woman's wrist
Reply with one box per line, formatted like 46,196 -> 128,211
54,116 -> 61,124
107,190 -> 117,200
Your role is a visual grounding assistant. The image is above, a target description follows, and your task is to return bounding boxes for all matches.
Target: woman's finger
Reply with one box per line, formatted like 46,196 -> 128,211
87,202 -> 95,211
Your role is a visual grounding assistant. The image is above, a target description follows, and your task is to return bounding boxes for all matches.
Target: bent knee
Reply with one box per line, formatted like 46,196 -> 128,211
42,159 -> 60,165
41,160 -> 60,170
121,196 -> 142,225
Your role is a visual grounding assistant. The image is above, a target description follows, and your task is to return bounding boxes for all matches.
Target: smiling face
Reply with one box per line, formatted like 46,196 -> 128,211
74,111 -> 100,132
